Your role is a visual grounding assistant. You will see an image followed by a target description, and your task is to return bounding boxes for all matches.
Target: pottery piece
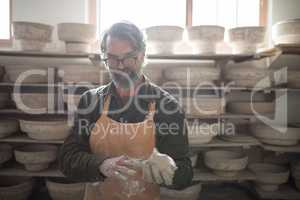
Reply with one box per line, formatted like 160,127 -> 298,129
20,120 -> 70,141
249,163 -> 289,191
14,144 -> 58,171
204,150 -> 248,177
46,178 -> 85,200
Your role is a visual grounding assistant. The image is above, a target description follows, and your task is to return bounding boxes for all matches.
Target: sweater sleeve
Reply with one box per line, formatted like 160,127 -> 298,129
155,98 -> 193,189
58,91 -> 108,182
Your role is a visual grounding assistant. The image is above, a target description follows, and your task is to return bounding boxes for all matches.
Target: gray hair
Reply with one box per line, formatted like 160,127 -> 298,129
101,21 -> 146,53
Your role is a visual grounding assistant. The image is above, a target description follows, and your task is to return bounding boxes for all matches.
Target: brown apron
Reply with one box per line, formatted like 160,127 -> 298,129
83,95 -> 160,200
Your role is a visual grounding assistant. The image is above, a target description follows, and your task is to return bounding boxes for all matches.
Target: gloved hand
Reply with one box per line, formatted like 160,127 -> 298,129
99,156 -> 137,181
124,149 -> 178,186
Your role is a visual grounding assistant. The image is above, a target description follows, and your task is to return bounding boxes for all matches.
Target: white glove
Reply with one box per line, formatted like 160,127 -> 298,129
124,149 -> 178,186
99,156 -> 137,181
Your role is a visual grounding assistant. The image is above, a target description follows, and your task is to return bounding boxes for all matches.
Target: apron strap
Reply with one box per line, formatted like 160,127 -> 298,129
147,101 -> 156,119
102,95 -> 111,115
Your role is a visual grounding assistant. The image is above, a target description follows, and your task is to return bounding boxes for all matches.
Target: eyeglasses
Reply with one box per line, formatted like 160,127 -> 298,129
102,51 -> 139,68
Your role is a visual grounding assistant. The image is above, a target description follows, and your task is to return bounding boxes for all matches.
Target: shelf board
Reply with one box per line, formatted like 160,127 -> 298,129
252,184 -> 300,200
193,168 -> 256,182
190,137 -> 260,150
147,52 -> 272,62
0,109 -> 68,120
262,143 -> 300,153
0,49 -> 100,66
276,44 -> 300,55
0,163 -> 64,177
186,113 -> 274,120
0,134 -> 64,144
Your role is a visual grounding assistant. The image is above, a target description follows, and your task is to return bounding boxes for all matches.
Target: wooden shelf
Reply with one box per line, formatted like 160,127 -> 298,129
193,168 -> 256,182
186,113 -> 274,120
0,109 -> 68,120
190,137 -> 260,150
0,49 -> 100,67
276,44 -> 300,55
252,184 -> 300,200
0,134 -> 64,144
0,163 -> 64,177
262,143 -> 300,153
147,52 -> 272,62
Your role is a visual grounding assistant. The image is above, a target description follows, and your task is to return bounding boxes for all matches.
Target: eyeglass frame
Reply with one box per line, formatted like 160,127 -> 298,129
102,50 -> 140,68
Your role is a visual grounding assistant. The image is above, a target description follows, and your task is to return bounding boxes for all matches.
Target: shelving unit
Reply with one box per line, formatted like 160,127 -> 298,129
193,168 -> 256,182
0,46 -> 300,200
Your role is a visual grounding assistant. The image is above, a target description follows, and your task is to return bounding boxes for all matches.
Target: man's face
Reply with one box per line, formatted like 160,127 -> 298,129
104,36 -> 144,88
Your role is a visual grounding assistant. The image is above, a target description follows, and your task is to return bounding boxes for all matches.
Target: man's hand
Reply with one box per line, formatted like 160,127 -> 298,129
124,149 -> 178,186
99,156 -> 137,181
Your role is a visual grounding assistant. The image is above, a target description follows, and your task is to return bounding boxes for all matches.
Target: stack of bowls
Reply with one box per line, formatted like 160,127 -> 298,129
204,150 -> 248,177
0,176 -> 34,200
57,23 -> 97,53
188,121 -> 218,145
46,178 -> 85,200
12,93 -> 56,114
14,144 -> 58,171
20,120 -> 70,141
251,123 -> 300,146
181,96 -> 225,117
4,65 -> 48,84
249,163 -> 289,191
12,21 -> 53,51
228,26 -> 266,54
272,18 -> 300,45
145,26 -> 184,55
187,25 -> 225,54
163,64 -> 220,87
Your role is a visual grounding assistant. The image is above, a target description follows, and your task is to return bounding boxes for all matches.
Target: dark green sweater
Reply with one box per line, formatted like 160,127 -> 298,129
58,79 -> 193,189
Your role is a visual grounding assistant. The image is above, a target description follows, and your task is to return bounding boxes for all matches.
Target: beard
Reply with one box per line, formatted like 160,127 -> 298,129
110,68 -> 142,89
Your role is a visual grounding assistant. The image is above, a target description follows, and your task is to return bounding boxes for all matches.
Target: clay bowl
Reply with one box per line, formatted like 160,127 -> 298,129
188,122 -> 218,145
227,102 -> 275,114
145,26 -> 184,42
228,26 -> 266,53
57,65 -> 108,84
14,144 -> 58,171
163,66 -> 220,86
20,120 -> 70,141
248,163 -> 289,191
65,42 -> 91,53
12,21 -> 53,42
250,124 -> 300,146
12,93 -> 54,114
0,176 -> 34,200
4,65 -> 48,83
57,23 -> 96,43
0,93 -> 9,109
187,25 -> 225,54
272,18 -> 300,45
0,119 -> 19,138
160,183 -> 202,200
181,97 -> 224,116
46,178 -> 85,200
204,150 -> 248,177
0,144 -> 13,168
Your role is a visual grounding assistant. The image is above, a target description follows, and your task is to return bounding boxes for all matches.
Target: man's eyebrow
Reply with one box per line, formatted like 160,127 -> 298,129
106,50 -> 138,58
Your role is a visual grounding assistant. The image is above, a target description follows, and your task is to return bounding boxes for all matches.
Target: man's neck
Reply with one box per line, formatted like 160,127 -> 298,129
115,75 -> 144,98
